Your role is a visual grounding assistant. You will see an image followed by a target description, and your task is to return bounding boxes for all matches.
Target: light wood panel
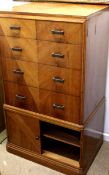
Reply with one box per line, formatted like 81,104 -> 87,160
0,36 -> 37,62
39,89 -> 80,124
0,2 -> 107,18
38,41 -> 82,69
2,59 -> 38,87
0,18 -> 36,39
5,109 -> 41,153
4,82 -> 39,112
38,64 -> 81,96
37,21 -> 83,44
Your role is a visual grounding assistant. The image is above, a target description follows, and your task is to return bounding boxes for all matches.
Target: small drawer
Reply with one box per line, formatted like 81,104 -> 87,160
4,82 -> 39,112
0,18 -> 36,39
38,65 -> 81,96
37,21 -> 83,44
0,36 -> 37,62
2,59 -> 38,87
39,89 -> 80,124
38,41 -> 82,69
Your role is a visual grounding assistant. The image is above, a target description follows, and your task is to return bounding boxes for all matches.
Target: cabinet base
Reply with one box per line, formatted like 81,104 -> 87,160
7,141 -> 103,175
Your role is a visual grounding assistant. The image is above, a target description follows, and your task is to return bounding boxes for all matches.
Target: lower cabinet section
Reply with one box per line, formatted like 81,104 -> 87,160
4,104 -> 104,175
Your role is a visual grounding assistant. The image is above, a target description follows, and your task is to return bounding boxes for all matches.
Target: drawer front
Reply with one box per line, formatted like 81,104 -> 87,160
2,59 -> 38,87
38,65 -> 81,96
5,109 -> 41,153
38,41 -> 82,69
39,90 -> 80,124
37,21 -> 83,44
0,18 -> 36,39
4,82 -> 39,112
0,36 -> 37,62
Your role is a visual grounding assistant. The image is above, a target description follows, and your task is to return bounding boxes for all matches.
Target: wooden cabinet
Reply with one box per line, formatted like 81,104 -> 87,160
0,2 -> 109,175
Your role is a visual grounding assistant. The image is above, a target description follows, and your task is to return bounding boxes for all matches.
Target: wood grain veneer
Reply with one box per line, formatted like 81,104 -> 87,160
2,59 -> 38,87
0,36 -> 37,62
0,18 -> 36,39
37,21 -> 83,44
38,41 -> 82,69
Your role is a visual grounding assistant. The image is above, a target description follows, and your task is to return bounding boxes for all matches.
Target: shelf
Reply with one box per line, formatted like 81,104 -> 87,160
43,130 -> 80,147
43,150 -> 80,168
41,121 -> 80,148
42,137 -> 80,167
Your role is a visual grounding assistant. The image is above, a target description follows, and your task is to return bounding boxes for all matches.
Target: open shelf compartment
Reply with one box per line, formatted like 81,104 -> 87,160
41,121 -> 81,147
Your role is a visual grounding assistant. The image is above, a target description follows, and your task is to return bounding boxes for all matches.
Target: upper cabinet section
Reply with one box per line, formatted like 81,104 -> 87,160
0,18 -> 36,39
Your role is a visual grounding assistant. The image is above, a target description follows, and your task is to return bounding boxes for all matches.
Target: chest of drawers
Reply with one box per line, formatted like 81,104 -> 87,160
0,2 -> 109,175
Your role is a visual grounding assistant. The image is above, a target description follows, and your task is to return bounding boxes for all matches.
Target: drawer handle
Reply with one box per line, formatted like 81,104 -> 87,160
53,103 -> 65,110
51,30 -> 64,35
52,76 -> 64,83
52,53 -> 64,58
16,94 -> 27,100
10,26 -> 21,30
12,69 -> 24,75
12,47 -> 22,52
35,136 -> 40,140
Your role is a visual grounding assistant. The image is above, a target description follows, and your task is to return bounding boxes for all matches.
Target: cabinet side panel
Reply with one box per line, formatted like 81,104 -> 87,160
82,102 -> 105,170
84,10 -> 109,121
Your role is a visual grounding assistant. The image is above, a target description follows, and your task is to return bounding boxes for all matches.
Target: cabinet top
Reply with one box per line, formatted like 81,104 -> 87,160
0,0 -> 108,19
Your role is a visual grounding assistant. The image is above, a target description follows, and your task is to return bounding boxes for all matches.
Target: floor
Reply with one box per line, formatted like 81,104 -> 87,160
0,131 -> 109,175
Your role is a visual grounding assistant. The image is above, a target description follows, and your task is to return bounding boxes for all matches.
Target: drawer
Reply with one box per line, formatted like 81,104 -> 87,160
38,65 -> 81,96
2,59 -> 38,87
4,82 -> 39,112
5,108 -> 41,153
37,21 -> 83,44
0,18 -> 36,39
39,89 -> 80,124
0,36 -> 37,62
38,41 -> 82,69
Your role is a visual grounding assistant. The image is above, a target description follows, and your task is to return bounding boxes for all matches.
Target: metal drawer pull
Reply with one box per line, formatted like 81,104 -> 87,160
51,53 -> 64,58
16,94 -> 27,100
12,69 -> 24,75
51,29 -> 64,35
10,26 -> 21,30
12,47 -> 22,52
35,136 -> 40,140
52,76 -> 64,83
53,103 -> 65,110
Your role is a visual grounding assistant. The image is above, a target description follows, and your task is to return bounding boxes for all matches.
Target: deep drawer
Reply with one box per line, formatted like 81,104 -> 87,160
0,18 -> 36,39
38,64 -> 81,96
0,36 -> 37,62
37,21 -> 83,44
4,82 -> 39,112
2,59 -> 38,87
38,41 -> 82,69
39,89 -> 80,124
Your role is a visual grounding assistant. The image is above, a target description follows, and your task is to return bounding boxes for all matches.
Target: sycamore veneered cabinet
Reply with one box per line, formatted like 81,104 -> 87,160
0,2 -> 109,175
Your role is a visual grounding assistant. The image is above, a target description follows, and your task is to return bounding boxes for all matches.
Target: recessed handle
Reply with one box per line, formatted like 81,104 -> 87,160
51,53 -> 64,58
52,76 -> 64,83
16,94 -> 27,100
10,26 -> 21,30
11,47 -> 22,52
12,69 -> 24,75
51,29 -> 64,35
53,103 -> 65,110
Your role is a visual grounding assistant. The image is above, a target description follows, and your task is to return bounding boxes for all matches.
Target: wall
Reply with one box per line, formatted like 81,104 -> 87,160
104,43 -> 109,142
